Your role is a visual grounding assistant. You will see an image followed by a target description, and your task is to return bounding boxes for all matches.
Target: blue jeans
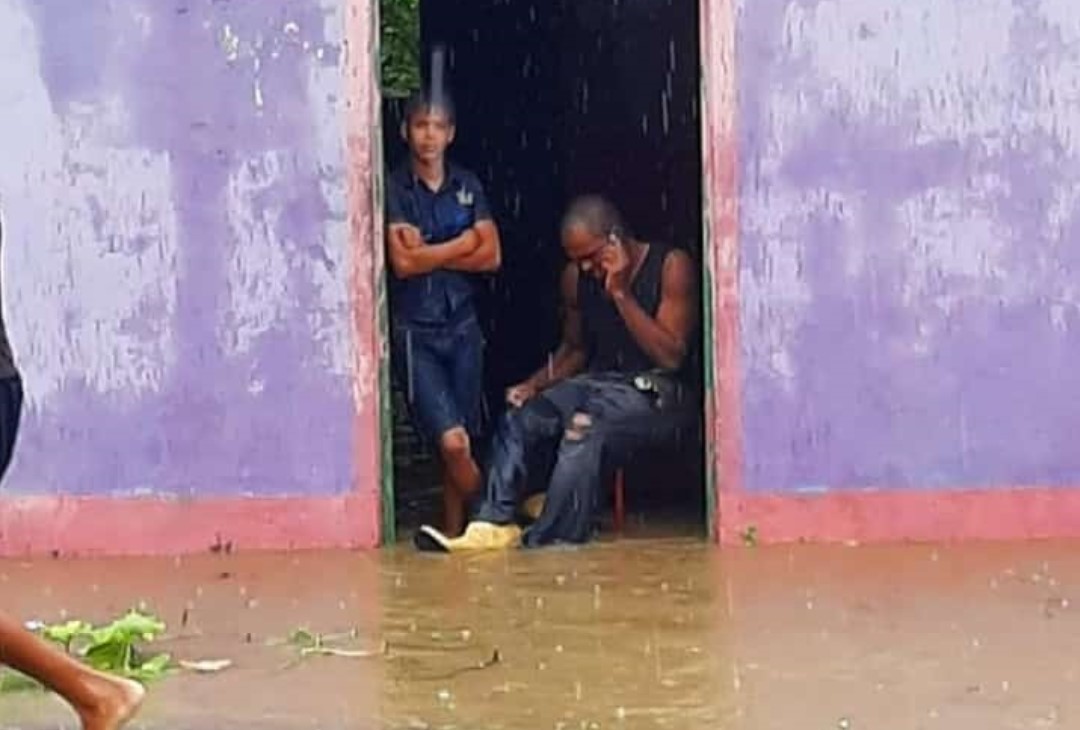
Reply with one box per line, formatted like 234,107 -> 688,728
475,371 -> 693,547
391,312 -> 485,447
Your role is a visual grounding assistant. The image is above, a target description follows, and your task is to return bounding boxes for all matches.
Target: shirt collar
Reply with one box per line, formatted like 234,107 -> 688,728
401,162 -> 463,193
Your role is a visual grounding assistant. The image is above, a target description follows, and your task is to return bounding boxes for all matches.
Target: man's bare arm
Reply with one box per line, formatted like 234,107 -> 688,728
612,250 -> 697,371
523,264 -> 587,391
445,220 -> 501,273
386,223 -> 480,278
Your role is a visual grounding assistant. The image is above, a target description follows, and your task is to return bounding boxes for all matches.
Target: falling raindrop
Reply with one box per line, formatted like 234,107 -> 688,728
405,330 -> 415,403
431,45 -> 447,110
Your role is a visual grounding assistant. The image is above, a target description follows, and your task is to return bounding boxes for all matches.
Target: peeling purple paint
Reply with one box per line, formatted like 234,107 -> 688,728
0,0 -> 357,497
738,0 -> 1080,491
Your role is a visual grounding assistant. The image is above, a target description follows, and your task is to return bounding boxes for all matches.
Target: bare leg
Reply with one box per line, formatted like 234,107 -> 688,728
441,477 -> 466,537
0,611 -> 144,730
438,427 -> 481,536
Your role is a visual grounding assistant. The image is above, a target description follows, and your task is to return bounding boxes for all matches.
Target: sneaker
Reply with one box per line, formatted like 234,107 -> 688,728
415,521 -> 522,553
414,525 -> 453,553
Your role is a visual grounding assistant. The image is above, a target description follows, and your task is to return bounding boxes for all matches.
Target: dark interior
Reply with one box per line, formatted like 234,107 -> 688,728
386,0 -> 705,537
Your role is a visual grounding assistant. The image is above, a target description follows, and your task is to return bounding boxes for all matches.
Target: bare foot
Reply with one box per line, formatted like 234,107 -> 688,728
75,671 -> 145,730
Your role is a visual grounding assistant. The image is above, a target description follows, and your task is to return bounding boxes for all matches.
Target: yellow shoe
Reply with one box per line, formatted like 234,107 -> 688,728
521,493 -> 546,522
415,521 -> 523,553
450,521 -> 522,551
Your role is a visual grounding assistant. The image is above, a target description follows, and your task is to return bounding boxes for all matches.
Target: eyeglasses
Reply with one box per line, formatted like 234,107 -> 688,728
571,236 -> 617,270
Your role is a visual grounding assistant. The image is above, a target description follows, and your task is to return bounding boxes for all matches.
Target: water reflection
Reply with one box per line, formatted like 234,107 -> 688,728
5,540 -> 1079,728
381,539 -> 725,729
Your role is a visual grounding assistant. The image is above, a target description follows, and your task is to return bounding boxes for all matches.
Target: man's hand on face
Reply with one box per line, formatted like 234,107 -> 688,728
599,237 -> 631,297
505,381 -> 538,408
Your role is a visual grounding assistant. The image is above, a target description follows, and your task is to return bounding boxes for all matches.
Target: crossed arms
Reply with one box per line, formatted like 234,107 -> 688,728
386,220 -> 501,278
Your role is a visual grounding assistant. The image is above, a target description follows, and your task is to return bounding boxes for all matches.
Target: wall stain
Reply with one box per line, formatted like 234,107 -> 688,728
738,0 -> 1080,491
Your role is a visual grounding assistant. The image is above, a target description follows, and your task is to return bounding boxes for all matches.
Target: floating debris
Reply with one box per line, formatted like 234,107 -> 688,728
178,659 -> 233,674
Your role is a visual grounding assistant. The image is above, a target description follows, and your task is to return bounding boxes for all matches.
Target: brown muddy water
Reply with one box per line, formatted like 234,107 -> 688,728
3,537 -> 1080,729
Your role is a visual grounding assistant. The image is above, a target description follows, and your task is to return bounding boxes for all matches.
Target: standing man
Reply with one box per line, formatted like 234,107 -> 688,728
0,215 -> 145,729
415,195 -> 698,552
385,90 -> 502,537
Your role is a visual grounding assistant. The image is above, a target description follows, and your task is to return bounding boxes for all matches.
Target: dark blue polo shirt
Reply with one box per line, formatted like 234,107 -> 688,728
385,162 -> 493,325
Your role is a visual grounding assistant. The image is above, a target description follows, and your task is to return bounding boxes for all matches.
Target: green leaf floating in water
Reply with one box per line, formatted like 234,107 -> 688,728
0,609 -> 174,693
288,628 -> 318,647
42,619 -> 93,650
277,626 -> 385,668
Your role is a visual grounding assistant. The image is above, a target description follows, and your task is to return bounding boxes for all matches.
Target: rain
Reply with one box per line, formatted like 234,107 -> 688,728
3,0 -> 1078,728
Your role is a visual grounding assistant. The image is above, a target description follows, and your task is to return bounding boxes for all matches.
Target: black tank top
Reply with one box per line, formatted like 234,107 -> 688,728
579,241 -> 686,377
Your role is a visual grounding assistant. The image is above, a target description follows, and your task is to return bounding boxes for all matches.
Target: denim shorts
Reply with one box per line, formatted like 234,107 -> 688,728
391,312 -> 485,449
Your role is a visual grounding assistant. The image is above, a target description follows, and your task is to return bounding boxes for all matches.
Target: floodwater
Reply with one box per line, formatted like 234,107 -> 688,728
3,535 -> 1080,729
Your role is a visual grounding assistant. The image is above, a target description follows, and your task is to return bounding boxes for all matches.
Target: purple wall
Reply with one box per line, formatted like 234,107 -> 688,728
0,1 -> 360,497
737,0 -> 1080,492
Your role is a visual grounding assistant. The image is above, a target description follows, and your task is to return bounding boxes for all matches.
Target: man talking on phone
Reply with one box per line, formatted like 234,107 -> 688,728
415,195 -> 698,551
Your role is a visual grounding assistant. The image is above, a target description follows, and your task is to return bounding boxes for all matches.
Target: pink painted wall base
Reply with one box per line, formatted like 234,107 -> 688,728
0,495 -> 379,557
717,489 -> 1080,546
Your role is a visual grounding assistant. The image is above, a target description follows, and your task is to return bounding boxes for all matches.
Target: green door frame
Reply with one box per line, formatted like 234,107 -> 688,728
371,0 -> 722,546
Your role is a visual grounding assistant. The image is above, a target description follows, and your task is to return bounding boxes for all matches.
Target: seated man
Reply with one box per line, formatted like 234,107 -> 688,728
415,195 -> 698,551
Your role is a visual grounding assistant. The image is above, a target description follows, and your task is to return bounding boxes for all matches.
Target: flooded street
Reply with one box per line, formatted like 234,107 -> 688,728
3,538 -> 1080,728
380,538 -> 721,729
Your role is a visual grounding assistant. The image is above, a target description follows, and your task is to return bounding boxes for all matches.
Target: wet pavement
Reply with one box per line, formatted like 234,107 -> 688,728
3,534 -> 1080,729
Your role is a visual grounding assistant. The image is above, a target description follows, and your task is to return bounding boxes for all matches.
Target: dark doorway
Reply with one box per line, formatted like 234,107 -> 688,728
385,0 -> 706,539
